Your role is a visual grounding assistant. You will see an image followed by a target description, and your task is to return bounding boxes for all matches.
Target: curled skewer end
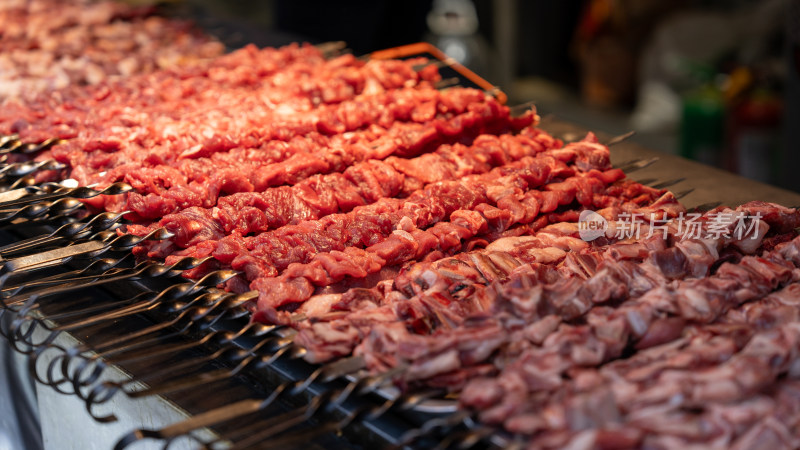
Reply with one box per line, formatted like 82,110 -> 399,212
605,130 -> 636,147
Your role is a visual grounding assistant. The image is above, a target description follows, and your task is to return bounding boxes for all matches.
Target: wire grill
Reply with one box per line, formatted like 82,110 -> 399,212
0,43 -> 696,449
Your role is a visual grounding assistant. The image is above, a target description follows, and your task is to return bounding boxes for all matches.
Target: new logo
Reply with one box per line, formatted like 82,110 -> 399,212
578,210 -> 608,241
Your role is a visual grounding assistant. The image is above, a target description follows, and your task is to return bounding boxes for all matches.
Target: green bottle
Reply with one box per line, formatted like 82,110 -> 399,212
680,84 -> 725,166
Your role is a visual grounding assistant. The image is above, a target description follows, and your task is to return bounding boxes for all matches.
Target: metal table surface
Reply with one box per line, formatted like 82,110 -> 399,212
540,117 -> 800,208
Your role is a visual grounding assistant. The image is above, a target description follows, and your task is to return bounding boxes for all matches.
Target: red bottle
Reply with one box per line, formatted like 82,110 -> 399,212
728,88 -> 783,183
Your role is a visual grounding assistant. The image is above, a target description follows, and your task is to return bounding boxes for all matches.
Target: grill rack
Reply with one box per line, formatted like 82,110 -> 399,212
0,131 -> 699,450
0,43 -> 705,449
0,239 -> 467,449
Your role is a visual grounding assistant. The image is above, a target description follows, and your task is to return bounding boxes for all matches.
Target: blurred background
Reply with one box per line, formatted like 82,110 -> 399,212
164,0 -> 797,192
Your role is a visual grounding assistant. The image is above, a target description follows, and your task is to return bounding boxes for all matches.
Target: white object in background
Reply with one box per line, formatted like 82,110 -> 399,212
630,81 -> 682,133
425,0 -> 491,77
426,0 -> 479,36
